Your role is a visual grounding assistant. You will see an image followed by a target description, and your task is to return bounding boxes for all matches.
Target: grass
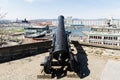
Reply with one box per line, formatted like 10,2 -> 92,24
0,27 -> 24,33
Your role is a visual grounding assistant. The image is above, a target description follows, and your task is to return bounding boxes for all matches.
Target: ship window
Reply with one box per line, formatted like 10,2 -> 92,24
109,37 -> 111,40
96,36 -> 97,39
111,37 -> 112,40
95,36 -> 96,39
98,36 -> 99,39
98,36 -> 102,39
104,43 -> 106,44
92,36 -> 94,38
105,37 -> 106,39
104,42 -> 106,44
113,43 -> 117,45
114,37 -> 117,40
111,37 -> 113,40
90,36 -> 93,39
107,37 -> 109,39
90,36 -> 91,38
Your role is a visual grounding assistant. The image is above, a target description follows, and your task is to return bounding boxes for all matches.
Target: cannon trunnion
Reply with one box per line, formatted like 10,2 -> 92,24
41,15 -> 78,76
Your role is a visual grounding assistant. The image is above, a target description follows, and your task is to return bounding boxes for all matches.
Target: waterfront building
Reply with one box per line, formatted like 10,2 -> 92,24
51,19 -> 58,26
51,16 -> 120,27
66,16 -> 72,27
84,22 -> 120,46
72,17 -> 120,26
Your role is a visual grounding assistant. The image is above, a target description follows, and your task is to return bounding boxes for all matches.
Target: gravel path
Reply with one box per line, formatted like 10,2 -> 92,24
0,51 -> 108,80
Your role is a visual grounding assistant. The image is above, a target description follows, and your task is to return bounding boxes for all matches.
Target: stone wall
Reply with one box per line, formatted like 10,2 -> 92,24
0,40 -> 52,62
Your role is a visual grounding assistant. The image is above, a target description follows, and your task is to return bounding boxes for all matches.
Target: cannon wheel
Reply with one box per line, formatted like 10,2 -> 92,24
44,56 -> 51,74
69,53 -> 78,72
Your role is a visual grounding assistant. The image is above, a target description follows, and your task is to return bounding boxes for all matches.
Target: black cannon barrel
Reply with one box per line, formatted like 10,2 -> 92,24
53,15 -> 69,54
41,16 -> 78,75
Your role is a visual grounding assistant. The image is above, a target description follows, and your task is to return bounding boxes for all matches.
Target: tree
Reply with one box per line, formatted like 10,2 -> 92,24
0,8 -> 7,19
0,8 -> 8,46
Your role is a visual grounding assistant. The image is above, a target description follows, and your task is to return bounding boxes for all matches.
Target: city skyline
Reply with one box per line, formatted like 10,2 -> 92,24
1,0 -> 120,20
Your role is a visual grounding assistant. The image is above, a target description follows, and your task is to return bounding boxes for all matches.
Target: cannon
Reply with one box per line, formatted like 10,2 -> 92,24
41,15 -> 78,76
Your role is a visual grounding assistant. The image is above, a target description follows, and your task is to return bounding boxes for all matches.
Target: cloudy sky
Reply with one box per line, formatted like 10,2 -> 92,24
0,0 -> 120,19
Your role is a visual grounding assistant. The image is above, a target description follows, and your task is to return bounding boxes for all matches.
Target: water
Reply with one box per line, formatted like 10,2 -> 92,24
66,26 -> 91,37
52,26 -> 91,37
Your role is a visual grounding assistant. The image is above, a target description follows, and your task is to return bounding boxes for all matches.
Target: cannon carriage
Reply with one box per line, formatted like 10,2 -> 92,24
41,15 -> 78,76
